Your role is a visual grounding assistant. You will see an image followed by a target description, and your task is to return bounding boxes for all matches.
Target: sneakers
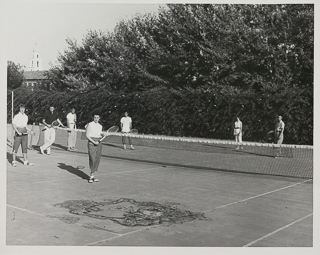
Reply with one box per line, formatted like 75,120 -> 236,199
40,146 -> 44,154
123,145 -> 126,150
24,161 -> 34,166
11,161 -> 33,166
130,145 -> 135,150
88,176 -> 99,183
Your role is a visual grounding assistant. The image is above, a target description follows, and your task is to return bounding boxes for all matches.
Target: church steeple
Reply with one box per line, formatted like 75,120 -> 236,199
28,49 -> 43,71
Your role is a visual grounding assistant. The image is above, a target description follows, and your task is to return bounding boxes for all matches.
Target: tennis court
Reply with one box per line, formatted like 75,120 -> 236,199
6,126 -> 313,247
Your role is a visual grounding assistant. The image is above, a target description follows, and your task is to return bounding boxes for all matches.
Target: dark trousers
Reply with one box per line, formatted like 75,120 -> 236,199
13,134 -> 28,153
87,140 -> 102,174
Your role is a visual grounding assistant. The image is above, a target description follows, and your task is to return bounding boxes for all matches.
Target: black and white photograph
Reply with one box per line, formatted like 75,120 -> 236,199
1,0 -> 318,254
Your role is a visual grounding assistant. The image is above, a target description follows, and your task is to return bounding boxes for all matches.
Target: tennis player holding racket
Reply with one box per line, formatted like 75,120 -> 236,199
66,107 -> 77,151
39,106 -> 65,155
85,114 -> 104,183
274,115 -> 285,158
120,112 -> 135,150
11,104 -> 34,167
234,117 -> 243,150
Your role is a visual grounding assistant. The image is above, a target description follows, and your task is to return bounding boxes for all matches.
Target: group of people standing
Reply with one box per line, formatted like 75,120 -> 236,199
233,115 -> 285,154
10,104 -> 285,180
11,105 -> 135,183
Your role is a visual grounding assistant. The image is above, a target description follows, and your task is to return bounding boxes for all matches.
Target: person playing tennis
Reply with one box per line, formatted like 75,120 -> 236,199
234,117 -> 243,150
120,112 -> 134,150
39,105 -> 65,155
66,107 -> 77,151
274,115 -> 285,158
11,104 -> 34,167
86,114 -> 104,183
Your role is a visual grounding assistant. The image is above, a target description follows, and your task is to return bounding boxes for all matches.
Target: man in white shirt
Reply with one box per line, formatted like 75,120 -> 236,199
234,117 -> 243,150
66,107 -> 77,151
120,112 -> 134,150
11,104 -> 34,167
40,106 -> 65,155
274,115 -> 285,158
86,114 -> 104,183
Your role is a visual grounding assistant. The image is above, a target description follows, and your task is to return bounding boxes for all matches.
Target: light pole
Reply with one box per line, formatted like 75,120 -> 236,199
11,90 -> 14,122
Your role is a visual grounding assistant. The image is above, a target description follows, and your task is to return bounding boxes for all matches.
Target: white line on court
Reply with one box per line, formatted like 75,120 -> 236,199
7,204 -> 46,217
7,166 -> 169,187
243,213 -> 313,247
204,178 -> 312,212
86,225 -> 159,246
83,178 -> 312,246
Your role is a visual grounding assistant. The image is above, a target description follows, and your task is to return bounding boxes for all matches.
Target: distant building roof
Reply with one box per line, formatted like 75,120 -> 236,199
24,70 -> 48,80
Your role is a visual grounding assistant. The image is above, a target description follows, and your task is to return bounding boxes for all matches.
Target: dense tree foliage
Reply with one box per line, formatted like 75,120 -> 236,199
7,61 -> 24,89
9,4 -> 313,145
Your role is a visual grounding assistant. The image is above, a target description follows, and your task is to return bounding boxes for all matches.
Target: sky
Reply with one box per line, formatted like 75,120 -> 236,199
4,1 -> 164,70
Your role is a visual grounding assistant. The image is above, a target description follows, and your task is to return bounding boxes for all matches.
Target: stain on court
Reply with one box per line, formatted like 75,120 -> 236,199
54,198 -> 209,227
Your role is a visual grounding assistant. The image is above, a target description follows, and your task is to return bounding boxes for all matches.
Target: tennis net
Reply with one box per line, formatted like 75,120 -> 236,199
35,126 -> 313,179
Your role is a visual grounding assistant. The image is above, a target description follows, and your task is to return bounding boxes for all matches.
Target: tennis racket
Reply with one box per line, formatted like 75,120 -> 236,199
99,125 -> 119,142
52,120 -> 61,128
130,129 -> 138,134
42,120 -> 61,131
16,127 -> 35,136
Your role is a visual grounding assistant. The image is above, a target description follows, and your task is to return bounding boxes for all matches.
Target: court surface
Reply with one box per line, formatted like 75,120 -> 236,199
6,131 -> 313,248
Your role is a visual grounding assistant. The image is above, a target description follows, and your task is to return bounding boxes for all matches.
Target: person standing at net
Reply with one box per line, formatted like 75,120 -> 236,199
274,115 -> 285,157
234,117 -> 243,150
11,104 -> 34,167
66,107 -> 77,151
120,112 -> 134,150
86,114 -> 104,183
40,106 -> 64,155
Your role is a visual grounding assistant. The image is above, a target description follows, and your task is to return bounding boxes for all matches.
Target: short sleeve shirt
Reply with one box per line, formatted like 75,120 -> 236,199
275,120 -> 285,132
13,112 -> 28,127
234,121 -> 242,129
86,121 -> 102,138
66,113 -> 76,123
120,117 -> 132,132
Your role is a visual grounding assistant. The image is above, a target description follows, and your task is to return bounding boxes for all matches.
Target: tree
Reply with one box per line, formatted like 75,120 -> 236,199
7,61 -> 24,89
42,4 -> 313,144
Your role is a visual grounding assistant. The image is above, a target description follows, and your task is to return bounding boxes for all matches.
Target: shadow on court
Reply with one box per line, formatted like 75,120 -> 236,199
57,163 -> 90,181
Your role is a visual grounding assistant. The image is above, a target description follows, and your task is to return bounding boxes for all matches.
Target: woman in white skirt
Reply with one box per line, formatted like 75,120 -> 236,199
234,117 -> 243,150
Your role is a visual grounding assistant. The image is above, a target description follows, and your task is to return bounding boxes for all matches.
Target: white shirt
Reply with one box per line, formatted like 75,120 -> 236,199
86,121 -> 102,138
234,121 -> 242,129
120,116 -> 132,132
13,112 -> 28,127
66,113 -> 76,124
276,120 -> 285,132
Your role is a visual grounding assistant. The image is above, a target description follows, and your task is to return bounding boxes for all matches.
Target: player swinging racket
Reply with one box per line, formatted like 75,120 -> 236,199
11,104 -> 34,167
120,111 -> 134,150
85,114 -> 104,183
39,105 -> 65,155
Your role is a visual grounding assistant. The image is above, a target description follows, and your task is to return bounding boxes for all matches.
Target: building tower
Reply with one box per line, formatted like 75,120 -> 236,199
28,50 -> 43,71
